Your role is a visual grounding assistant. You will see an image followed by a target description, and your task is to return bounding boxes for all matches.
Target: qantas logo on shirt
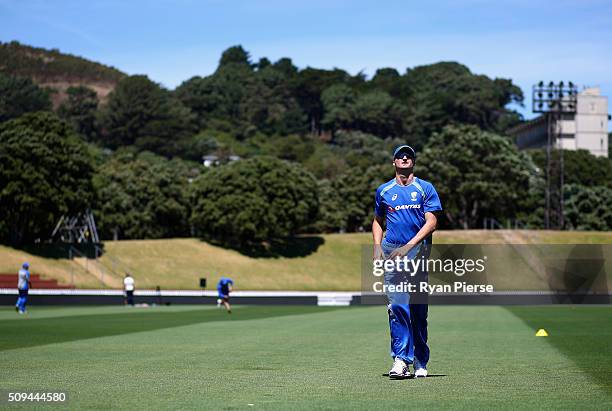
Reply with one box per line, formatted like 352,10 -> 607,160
388,204 -> 421,213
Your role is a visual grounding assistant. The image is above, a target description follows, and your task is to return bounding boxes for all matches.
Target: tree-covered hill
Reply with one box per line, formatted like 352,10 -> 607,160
0,41 -> 126,105
2,42 -> 611,247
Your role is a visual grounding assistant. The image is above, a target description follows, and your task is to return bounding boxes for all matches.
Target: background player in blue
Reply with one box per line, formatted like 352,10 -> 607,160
216,277 -> 234,314
372,145 -> 442,379
15,262 -> 31,314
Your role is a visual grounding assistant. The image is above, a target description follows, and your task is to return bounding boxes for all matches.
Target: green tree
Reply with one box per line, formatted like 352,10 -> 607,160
402,62 -> 523,148
418,124 -> 536,229
177,50 -> 306,136
93,151 -> 195,240
302,144 -> 348,180
58,85 -> 99,139
339,164 -> 392,232
564,184 -> 612,231
270,134 -> 316,162
256,57 -> 271,70
314,164 -> 392,232
175,75 -> 229,129
175,131 -> 219,162
371,68 -> 402,97
100,75 -> 195,156
243,64 -> 306,135
0,73 -> 51,122
0,112 -> 94,245
176,58 -> 255,135
322,86 -> 406,137
528,149 -> 612,189
293,68 -> 352,134
311,179 -> 346,232
272,57 -> 298,78
190,157 -> 318,246
332,131 -> 403,169
352,91 -> 407,137
218,45 -> 252,69
321,84 -> 356,131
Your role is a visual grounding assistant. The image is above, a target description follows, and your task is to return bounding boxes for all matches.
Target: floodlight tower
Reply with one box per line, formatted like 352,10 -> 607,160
532,81 -> 578,229
51,209 -> 100,244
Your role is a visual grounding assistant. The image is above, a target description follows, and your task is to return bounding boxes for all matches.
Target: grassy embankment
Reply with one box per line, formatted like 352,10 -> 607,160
0,230 -> 610,290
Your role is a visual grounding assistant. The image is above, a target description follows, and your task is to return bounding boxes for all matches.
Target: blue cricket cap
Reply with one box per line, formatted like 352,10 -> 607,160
22,262 -> 29,269
393,145 -> 416,159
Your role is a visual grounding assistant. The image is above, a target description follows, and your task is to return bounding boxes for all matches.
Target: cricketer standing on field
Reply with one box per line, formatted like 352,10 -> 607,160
123,273 -> 135,306
15,262 -> 31,314
372,145 -> 442,379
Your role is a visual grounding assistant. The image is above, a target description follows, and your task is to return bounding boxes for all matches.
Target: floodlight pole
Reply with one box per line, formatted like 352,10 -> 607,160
532,81 -> 577,230
545,114 -> 551,229
558,120 -> 565,229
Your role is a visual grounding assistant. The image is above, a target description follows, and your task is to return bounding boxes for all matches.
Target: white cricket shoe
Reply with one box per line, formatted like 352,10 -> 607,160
414,368 -> 428,378
413,358 -> 428,378
389,358 -> 409,378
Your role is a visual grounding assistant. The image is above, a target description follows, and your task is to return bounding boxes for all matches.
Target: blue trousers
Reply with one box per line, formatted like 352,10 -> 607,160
382,241 -> 430,366
15,289 -> 28,312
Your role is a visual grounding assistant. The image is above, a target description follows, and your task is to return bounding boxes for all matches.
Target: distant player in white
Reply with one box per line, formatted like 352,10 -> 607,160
123,273 -> 135,306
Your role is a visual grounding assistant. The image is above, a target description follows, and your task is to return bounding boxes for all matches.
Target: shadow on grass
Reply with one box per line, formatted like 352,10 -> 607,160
382,373 -> 446,379
203,236 -> 325,258
12,243 -> 105,260
507,306 -> 612,395
0,305 -> 340,351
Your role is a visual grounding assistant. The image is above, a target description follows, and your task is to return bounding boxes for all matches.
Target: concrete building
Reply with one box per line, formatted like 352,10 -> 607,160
510,87 -> 609,157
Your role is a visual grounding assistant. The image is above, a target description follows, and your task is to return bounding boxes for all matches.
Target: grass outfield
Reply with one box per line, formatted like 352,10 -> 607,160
0,305 -> 610,409
1,230 -> 611,290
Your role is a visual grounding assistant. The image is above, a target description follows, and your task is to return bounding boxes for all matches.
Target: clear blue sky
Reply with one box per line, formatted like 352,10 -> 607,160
1,0 -> 611,122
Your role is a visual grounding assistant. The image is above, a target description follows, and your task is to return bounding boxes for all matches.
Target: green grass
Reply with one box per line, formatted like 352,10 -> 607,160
507,306 -> 612,393
0,305 -> 610,409
2,230 -> 611,290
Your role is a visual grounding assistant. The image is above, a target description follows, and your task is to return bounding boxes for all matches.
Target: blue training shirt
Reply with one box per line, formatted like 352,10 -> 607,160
217,277 -> 234,296
374,176 -> 442,245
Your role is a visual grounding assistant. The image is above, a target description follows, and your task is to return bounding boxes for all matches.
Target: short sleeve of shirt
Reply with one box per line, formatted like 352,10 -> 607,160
374,187 -> 386,218
423,183 -> 442,213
